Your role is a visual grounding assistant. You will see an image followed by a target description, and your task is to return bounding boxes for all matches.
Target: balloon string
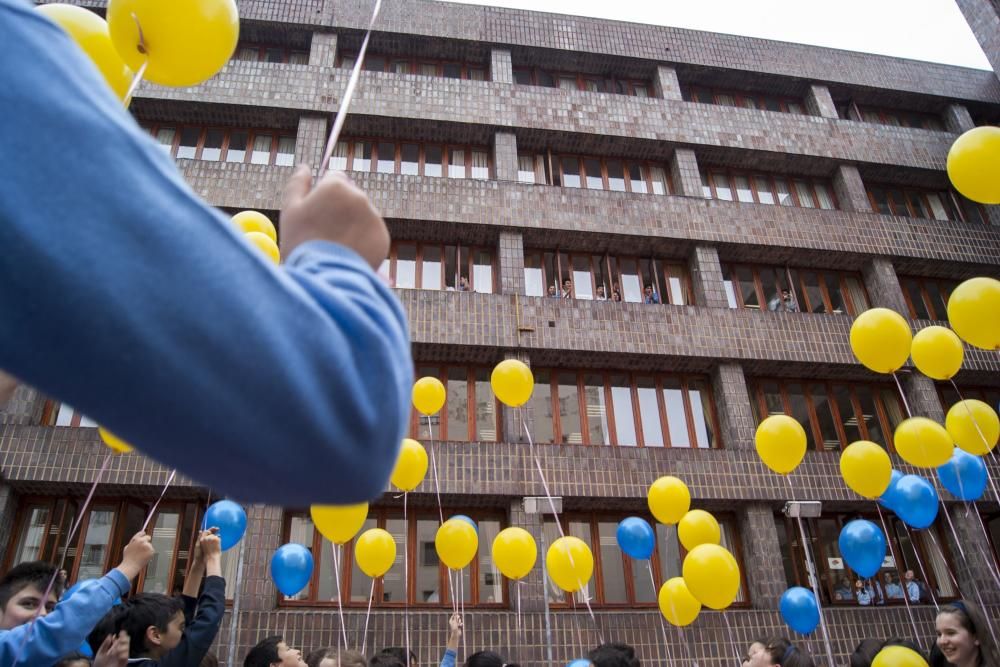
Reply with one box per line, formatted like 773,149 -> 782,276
331,542 -> 349,651
794,515 -> 836,667
877,503 -> 928,638
927,529 -> 1000,650
141,469 -> 177,533
949,379 -> 1000,506
11,451 -> 114,667
318,0 -> 384,176
361,578 -> 375,655
459,571 -> 466,659
403,492 -> 411,667
967,507 -> 1000,590
677,625 -> 699,667
720,610 -> 743,667
515,581 -> 523,662
891,372 -> 913,418
123,59 -> 148,108
646,561 -> 674,667
426,415 -> 446,525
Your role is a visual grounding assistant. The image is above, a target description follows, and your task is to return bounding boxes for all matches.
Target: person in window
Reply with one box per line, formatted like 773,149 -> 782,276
611,290 -> 622,302
854,579 -> 875,606
833,577 -> 853,601
643,285 -> 660,304
562,279 -> 574,299
595,285 -> 608,300
768,289 -> 798,312
904,570 -> 923,603
882,572 -> 903,600
457,276 -> 470,292
547,285 -> 559,298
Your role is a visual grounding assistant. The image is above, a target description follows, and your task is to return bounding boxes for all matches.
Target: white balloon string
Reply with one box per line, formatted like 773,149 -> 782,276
677,625 -> 699,667
141,468 -> 177,533
891,372 -> 913,418
331,542 -> 349,650
361,578 -> 375,655
646,561 -> 675,666
459,570 -> 467,659
403,492 -> 411,666
949,379 -> 1000,506
123,59 -> 148,108
426,415 -> 446,525
720,610 -> 743,667
876,502 -> 928,634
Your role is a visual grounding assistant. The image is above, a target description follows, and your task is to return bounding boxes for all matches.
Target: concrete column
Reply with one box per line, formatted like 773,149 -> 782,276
687,244 -> 729,308
295,115 -> 328,174
900,373 -> 945,422
832,164 -> 871,213
309,32 -> 338,68
861,257 -> 908,314
493,132 -> 518,183
737,504 -> 787,607
653,64 -> 683,101
490,49 -> 513,84
710,363 -> 756,450
943,103 -> 976,134
237,504 -> 285,610
502,352 -> 531,444
804,84 -> 838,119
943,505 -> 1000,605
508,499 -> 547,611
669,148 -> 703,198
498,231 -> 525,296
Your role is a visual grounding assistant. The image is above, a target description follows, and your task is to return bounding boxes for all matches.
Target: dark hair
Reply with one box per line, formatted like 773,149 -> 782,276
54,652 -> 91,667
0,561 -> 64,611
849,639 -> 883,667
464,651 -> 520,667
201,651 -> 220,667
587,642 -> 640,667
112,593 -> 185,657
760,637 -> 816,667
369,657 -> 405,667
937,601 -> 1000,666
307,648 -> 367,667
245,636 -> 284,667
927,643 -> 948,667
373,648 -> 416,667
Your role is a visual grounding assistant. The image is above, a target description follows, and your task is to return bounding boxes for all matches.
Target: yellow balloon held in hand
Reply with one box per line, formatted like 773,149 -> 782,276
491,360 -> 534,407
354,528 -> 396,578
946,126 -> 1000,205
849,308 -> 912,374
546,536 -> 594,593
391,439 -> 428,492
946,400 -> 999,455
36,5 -> 133,101
658,577 -> 701,627
894,417 -> 954,468
946,277 -> 1000,351
412,376 -> 446,416
98,426 -> 134,454
840,441 -> 892,499
491,527 -> 537,580
310,503 -> 368,545
435,518 -> 478,570
107,0 -> 239,87
872,645 -> 929,667
232,211 -> 277,243
647,476 -> 690,525
677,510 -> 720,551
910,326 -> 964,380
755,415 -> 807,475
245,231 -> 280,265
682,543 -> 741,610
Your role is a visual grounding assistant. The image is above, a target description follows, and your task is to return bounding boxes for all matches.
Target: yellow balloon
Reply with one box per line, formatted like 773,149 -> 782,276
872,645 -> 929,667
245,231 -> 280,265
946,126 -> 1000,205
840,441 -> 892,499
36,4 -> 133,101
546,536 -> 594,593
677,510 -> 720,551
310,503 -> 368,545
754,415 -> 807,475
98,426 -> 134,454
658,577 -> 701,627
682,544 -> 741,611
390,439 -> 428,492
910,326 -> 964,380
946,277 -> 1000,350
107,0 -> 239,87
353,528 -> 396,578
412,376 -> 446,416
435,519 -> 478,570
647,476 -> 691,525
894,417 -> 954,468
491,527 -> 537,580
850,308 -> 912,374
490,360 -> 534,407
946,399 -> 999,455
232,211 -> 277,243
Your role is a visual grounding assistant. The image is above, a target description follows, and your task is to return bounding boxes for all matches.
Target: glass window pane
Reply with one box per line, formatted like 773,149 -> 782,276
794,181 -> 816,208
734,175 -> 753,203
529,370 -> 554,444
468,68 -> 485,81
446,367 -> 469,441
822,274 -> 846,314
855,386 -> 884,445
815,183 -> 835,210
571,256 -> 593,301
144,512 -> 179,594
284,516 -> 314,600
276,137 -> 295,166
524,252 -> 543,297
236,46 -> 258,61
177,128 -> 200,159
627,163 -> 647,194
869,187 -> 892,215
610,374 -> 637,446
662,377 -> 690,448
787,102 -> 804,114
421,245 -> 442,291
13,506 -> 50,564
517,154 -> 536,184
724,278 -> 738,308
568,521 -> 594,603
735,266 -> 760,309
584,374 -> 611,446
376,142 -> 395,173
352,141 -> 372,172
395,244 -> 417,289
557,372 -> 583,445
926,193 -> 950,221
774,178 -> 794,206
666,265 -> 686,305
513,69 -> 531,85
711,171 -> 733,201
754,176 -> 775,205
473,250 -> 493,293
536,70 -> 554,87
833,385 -> 861,445
843,276 -> 869,314
425,145 -> 443,177
155,127 -> 176,154
888,189 -> 910,217
786,383 -> 814,451
598,522 -> 628,603
376,516 -> 404,603
619,259 -> 642,303
903,279 -> 931,319
478,520 -> 502,603
415,517 -> 441,602
657,524 -> 681,580
561,157 -> 581,188
631,554 -> 656,603
688,379 -> 715,449
906,192 -> 928,219
200,129 -> 223,161
77,509 -> 115,581
364,55 -> 386,72
701,172 -> 712,199
251,133 -> 273,164
226,131 -> 248,163
925,282 -> 947,320
606,160 -> 625,192
471,150 -> 489,180
448,149 -> 466,178
558,76 -> 577,91
584,159 -> 603,190
650,166 -> 669,195
289,51 -> 309,65
808,383 -> 840,451
718,522 -> 746,603
801,271 -> 826,313
327,140 -> 347,171
340,56 -> 356,69
265,48 -> 283,63
475,368 -> 499,441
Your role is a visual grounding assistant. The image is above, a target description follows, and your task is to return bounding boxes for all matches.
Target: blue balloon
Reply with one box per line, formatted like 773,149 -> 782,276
270,544 -> 314,596
894,475 -> 939,529
938,449 -> 988,501
780,586 -> 820,635
204,500 -> 248,551
451,515 -> 477,532
839,519 -> 886,578
616,516 -> 655,560
77,640 -> 94,658
567,661 -> 592,667
878,469 -> 903,512
63,579 -> 120,606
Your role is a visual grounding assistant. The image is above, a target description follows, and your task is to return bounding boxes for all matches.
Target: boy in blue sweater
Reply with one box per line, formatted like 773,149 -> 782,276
0,531 -> 154,665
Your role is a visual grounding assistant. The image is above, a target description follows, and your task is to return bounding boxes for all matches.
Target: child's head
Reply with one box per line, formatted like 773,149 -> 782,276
373,647 -> 416,667
0,561 -> 63,629
54,652 -> 91,667
245,636 -> 307,667
117,593 -> 185,658
306,648 -> 367,667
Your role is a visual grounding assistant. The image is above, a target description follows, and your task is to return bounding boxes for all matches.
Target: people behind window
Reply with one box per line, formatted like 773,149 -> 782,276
904,570 -> 924,603
595,285 -> 607,300
882,572 -> 903,600
768,289 -> 798,312
547,285 -> 559,298
642,285 -> 660,304
456,276 -> 470,292
561,279 -> 573,299
855,579 -> 875,606
833,577 -> 852,602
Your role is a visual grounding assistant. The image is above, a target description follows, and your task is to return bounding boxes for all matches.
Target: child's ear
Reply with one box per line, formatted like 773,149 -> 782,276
146,624 -> 162,647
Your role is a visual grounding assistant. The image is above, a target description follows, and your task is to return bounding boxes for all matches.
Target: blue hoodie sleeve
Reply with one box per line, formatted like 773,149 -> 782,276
440,648 -> 457,667
0,0 -> 413,506
0,570 -> 130,666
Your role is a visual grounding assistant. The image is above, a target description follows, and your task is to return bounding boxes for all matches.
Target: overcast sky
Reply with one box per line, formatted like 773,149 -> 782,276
439,0 -> 992,70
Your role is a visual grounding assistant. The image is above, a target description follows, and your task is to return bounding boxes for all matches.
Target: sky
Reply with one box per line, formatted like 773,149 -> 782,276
439,0 -> 993,70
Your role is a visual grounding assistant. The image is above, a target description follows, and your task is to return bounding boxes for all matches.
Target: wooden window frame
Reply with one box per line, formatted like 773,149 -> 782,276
686,85 -> 805,114
335,138 -> 493,180
337,51 -> 489,81
899,276 -> 959,321
703,168 -> 838,210
549,154 -> 673,195
235,43 -> 309,64
854,105 -> 945,132
865,184 -> 985,224
385,241 -> 496,294
141,124 -> 295,167
511,67 -> 652,98
408,365 -> 502,443
722,263 -> 867,316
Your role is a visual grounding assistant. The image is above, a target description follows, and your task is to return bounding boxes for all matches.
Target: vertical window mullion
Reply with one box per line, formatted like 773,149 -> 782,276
679,377 -> 699,447
577,373 -> 590,446
656,376 -> 672,448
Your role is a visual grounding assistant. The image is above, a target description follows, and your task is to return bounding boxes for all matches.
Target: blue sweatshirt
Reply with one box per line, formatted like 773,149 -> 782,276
0,569 -> 130,666
0,0 -> 413,506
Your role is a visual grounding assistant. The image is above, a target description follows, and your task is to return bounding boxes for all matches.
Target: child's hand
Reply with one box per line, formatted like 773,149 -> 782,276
93,631 -> 130,667
448,613 -> 463,642
199,531 -> 222,560
118,531 -> 154,580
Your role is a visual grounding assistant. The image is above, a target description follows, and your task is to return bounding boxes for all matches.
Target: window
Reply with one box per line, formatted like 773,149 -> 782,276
548,155 -> 674,194
279,508 -> 505,607
328,139 -> 491,180
851,105 -> 945,131
512,67 -> 652,98
409,366 -> 501,442
775,511 -> 957,606
523,251 -> 693,305
543,513 -> 747,607
720,263 -> 869,316
937,385 -> 1000,417
684,86 -> 806,114
234,43 -> 309,64
340,52 -> 488,81
517,153 -> 538,184
384,242 -> 494,293
749,378 -> 904,452
517,370 -> 720,448
866,185 -> 987,224
41,402 -> 97,428
899,276 -> 960,322
703,169 -> 837,210
141,124 -> 295,167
